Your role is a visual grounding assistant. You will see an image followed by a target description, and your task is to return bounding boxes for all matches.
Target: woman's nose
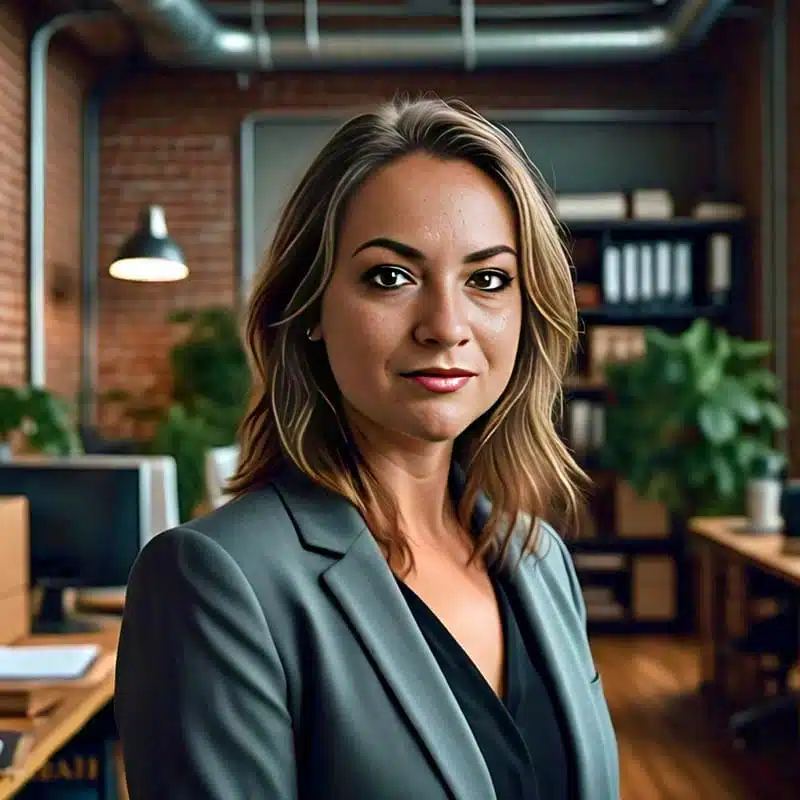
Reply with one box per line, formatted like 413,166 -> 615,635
412,289 -> 471,348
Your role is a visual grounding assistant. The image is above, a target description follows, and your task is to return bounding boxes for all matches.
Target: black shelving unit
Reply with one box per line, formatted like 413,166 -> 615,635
562,216 -> 748,634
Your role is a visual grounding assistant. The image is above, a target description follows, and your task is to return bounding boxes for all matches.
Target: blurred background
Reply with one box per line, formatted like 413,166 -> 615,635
0,1 -> 798,798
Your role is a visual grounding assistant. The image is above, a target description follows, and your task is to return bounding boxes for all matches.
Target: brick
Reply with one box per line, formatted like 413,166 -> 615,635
0,0 -> 92,398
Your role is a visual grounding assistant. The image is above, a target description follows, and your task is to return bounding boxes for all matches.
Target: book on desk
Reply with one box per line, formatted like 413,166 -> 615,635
0,644 -> 108,720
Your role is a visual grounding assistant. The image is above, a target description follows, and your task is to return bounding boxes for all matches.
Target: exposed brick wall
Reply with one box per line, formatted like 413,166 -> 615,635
0,0 -> 93,401
97,54 -> 721,410
0,2 -> 29,386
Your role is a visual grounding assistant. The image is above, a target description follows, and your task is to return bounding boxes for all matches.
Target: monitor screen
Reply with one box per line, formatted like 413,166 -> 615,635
19,454 -> 180,537
0,463 -> 148,589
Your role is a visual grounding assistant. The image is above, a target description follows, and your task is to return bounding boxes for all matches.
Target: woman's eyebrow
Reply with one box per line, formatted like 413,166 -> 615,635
351,237 -> 517,264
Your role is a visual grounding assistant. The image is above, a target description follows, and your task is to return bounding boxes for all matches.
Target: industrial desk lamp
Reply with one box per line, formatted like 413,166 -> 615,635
109,205 -> 188,282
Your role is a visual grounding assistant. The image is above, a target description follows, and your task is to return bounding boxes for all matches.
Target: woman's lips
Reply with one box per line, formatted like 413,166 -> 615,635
402,374 -> 474,393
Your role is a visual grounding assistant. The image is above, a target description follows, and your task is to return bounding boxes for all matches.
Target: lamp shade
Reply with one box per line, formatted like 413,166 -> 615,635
109,205 -> 188,282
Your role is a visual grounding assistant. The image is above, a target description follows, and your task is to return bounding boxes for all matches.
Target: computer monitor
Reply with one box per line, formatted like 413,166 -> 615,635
20,454 -> 180,537
0,461 -> 152,633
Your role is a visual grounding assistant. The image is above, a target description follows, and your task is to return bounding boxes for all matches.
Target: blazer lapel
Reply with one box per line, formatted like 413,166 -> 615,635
503,540 -> 613,800
324,535 -> 496,800
274,471 -> 496,800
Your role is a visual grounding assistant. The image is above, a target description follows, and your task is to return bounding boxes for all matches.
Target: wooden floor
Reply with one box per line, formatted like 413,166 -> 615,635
593,636 -> 799,800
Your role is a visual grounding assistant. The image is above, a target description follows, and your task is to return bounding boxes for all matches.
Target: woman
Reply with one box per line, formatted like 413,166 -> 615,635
115,96 -> 619,800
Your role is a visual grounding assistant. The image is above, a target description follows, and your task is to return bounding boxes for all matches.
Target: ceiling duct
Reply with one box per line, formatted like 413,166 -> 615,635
107,0 -> 733,70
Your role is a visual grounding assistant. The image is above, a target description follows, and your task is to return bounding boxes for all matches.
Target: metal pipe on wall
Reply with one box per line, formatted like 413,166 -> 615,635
28,10 -> 114,389
209,2 -> 658,21
80,53 -> 142,428
108,0 -> 733,69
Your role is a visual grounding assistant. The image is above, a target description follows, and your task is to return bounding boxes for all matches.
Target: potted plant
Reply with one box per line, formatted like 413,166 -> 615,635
601,318 -> 789,520
106,306 -> 250,521
0,385 -> 82,461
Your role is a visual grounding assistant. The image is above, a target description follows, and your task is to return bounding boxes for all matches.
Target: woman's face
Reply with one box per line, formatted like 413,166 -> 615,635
316,152 -> 523,449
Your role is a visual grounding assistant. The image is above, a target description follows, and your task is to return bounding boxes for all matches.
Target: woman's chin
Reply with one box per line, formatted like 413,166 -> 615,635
399,413 -> 475,445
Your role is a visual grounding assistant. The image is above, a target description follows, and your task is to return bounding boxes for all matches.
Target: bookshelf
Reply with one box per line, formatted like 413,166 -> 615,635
562,214 -> 748,634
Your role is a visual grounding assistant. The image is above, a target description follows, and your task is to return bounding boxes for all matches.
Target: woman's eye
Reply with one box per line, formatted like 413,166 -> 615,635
366,267 -> 413,290
467,270 -> 512,292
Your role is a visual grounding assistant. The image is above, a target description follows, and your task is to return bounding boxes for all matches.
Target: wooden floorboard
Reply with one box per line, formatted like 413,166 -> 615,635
592,636 -> 799,800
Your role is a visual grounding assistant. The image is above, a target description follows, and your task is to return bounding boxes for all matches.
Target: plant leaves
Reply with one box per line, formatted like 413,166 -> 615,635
732,339 -> 772,361
710,453 -> 737,498
697,403 -> 737,444
742,369 -> 779,395
760,401 -> 789,430
715,376 -> 762,423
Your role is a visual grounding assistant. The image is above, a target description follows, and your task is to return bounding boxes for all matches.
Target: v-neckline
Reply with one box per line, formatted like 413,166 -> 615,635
395,576 -> 513,708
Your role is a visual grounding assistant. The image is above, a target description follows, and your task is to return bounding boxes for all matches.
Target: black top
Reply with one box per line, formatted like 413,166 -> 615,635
397,575 -> 574,800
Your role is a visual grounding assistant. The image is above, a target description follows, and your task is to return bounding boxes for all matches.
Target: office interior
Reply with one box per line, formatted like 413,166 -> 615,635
0,0 -> 799,798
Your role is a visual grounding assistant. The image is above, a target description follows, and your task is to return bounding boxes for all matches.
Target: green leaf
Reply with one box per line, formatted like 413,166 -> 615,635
760,401 -> 789,430
697,403 -> 737,444
741,369 -> 779,395
732,339 -> 772,361
681,318 -> 711,354
696,360 -> 724,395
732,436 -> 767,469
710,453 -> 737,497
715,377 -> 762,423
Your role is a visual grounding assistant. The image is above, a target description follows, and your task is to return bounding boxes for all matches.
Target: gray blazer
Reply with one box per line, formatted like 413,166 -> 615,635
115,466 -> 619,799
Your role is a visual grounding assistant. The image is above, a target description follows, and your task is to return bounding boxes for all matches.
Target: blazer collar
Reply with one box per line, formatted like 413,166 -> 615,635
271,463 -> 368,556
272,463 -> 609,800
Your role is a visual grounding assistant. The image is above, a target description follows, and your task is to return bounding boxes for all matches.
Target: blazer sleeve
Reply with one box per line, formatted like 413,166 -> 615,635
115,525 -> 297,799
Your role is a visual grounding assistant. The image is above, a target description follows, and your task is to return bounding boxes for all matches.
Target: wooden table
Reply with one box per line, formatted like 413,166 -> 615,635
0,621 -> 120,800
687,516 -> 800,699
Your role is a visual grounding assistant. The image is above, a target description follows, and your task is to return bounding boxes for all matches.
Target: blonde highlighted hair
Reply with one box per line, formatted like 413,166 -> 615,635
230,95 -> 588,571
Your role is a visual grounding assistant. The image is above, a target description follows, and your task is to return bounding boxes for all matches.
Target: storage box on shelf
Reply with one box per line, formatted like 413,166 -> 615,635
0,496 -> 29,645
562,213 -> 748,633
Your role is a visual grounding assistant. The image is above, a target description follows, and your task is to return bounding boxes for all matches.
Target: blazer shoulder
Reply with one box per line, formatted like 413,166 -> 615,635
144,486 -> 304,592
520,519 -> 587,626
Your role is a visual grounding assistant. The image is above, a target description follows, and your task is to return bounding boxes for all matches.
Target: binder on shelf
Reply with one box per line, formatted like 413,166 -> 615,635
654,241 -> 673,306
638,244 -> 655,307
601,245 -> 622,305
708,232 -> 732,305
672,241 -> 693,305
621,244 -> 638,305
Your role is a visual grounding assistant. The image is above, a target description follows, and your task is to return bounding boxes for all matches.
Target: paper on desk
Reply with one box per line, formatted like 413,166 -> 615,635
0,644 -> 100,681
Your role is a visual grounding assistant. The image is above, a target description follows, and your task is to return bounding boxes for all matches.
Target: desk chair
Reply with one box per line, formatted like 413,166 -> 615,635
205,444 -> 240,509
728,571 -> 799,747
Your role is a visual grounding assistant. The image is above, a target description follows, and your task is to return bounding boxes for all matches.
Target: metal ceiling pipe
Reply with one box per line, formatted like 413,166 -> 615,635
108,0 -> 733,69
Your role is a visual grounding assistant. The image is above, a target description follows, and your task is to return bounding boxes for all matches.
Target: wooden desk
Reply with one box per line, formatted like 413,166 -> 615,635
688,516 -> 800,588
687,516 -> 800,699
0,621 -> 120,800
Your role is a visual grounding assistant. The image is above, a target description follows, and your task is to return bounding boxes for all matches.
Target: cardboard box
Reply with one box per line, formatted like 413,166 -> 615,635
615,480 -> 669,538
0,496 -> 30,644
632,556 -> 676,621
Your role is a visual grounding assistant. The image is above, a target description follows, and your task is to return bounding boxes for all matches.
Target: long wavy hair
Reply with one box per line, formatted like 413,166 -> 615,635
229,95 -> 588,572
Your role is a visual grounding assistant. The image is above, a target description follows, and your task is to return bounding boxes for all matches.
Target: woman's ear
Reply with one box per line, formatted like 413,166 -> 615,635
306,325 -> 322,342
